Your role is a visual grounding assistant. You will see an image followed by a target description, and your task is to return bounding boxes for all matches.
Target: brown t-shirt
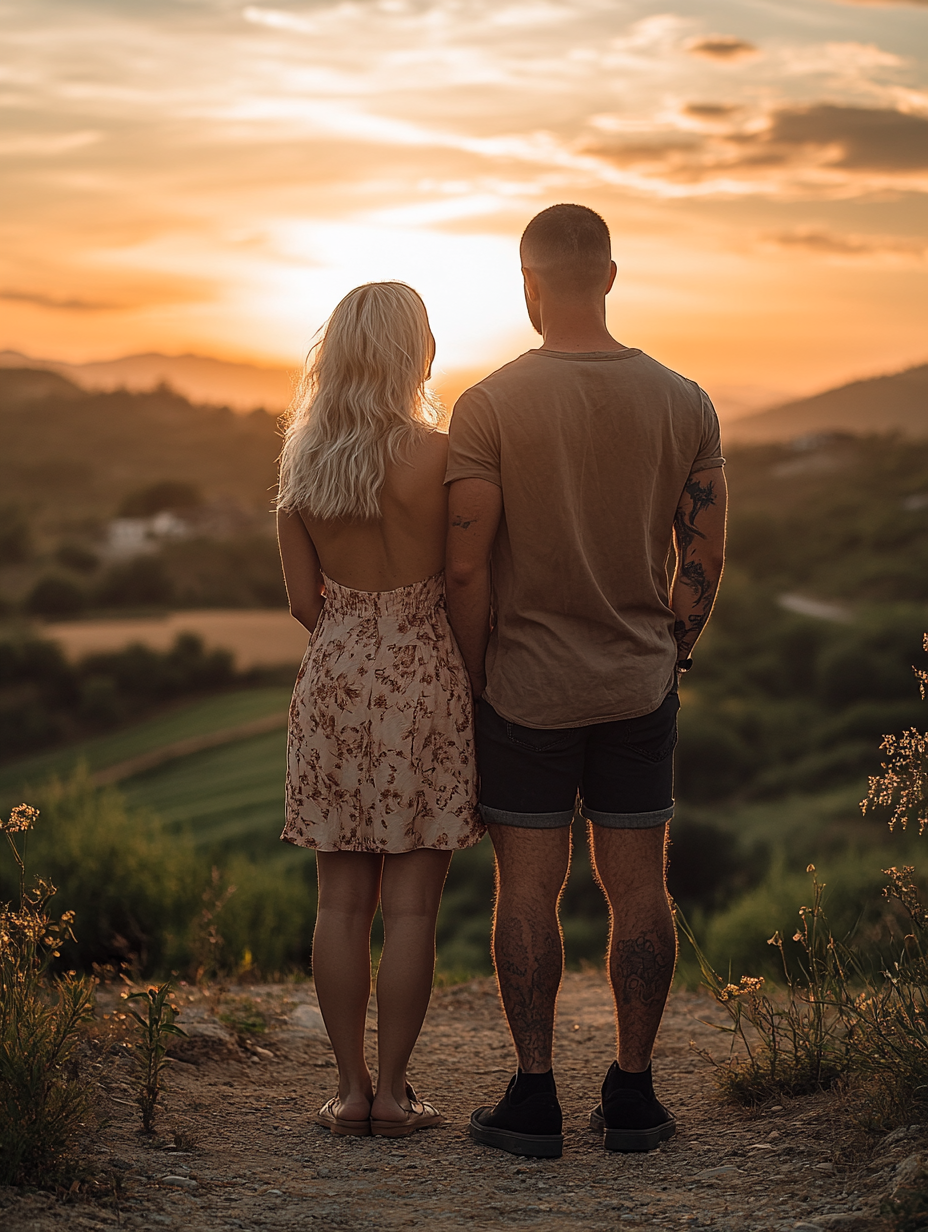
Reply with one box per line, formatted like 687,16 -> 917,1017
444,347 -> 724,729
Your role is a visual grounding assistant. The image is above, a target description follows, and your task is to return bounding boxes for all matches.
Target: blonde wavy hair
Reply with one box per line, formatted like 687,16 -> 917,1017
277,282 -> 442,521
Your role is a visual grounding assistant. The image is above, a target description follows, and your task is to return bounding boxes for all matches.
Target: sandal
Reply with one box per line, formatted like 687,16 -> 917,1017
370,1084 -> 442,1138
315,1096 -> 371,1137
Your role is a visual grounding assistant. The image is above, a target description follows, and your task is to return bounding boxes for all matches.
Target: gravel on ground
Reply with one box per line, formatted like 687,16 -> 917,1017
0,971 -> 910,1231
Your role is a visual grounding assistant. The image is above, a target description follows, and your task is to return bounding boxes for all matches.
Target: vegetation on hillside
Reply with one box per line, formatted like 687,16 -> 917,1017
0,632 -> 240,761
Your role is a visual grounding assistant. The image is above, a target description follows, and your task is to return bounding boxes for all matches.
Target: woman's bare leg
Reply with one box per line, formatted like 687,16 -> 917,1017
371,849 -> 452,1121
313,851 -> 384,1120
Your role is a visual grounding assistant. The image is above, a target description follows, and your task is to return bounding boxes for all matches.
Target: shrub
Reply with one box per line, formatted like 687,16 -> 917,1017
0,803 -> 96,1185
95,556 -> 174,607
80,632 -> 235,704
0,504 -> 32,565
25,574 -> 86,618
681,867 -> 853,1106
0,771 -> 317,979
119,481 -> 202,517
11,772 -> 202,973
55,542 -> 99,574
0,632 -> 240,761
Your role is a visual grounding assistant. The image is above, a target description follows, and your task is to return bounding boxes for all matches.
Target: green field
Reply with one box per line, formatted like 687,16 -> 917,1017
120,726 -> 296,862
0,687 -> 291,813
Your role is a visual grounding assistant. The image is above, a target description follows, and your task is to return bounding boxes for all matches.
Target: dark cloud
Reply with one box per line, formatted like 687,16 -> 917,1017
0,289 -> 124,311
683,103 -> 742,120
765,228 -> 927,257
762,104 -> 928,171
589,103 -> 928,188
686,36 -> 759,61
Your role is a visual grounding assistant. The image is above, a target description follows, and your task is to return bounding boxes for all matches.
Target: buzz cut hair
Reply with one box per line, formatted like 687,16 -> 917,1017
520,204 -> 612,295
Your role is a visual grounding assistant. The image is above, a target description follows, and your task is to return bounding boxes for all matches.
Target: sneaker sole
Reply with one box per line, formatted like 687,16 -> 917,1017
469,1110 -> 563,1158
589,1108 -> 676,1152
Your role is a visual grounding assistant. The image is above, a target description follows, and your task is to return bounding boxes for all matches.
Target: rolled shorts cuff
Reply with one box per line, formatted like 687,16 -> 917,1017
583,804 -> 674,830
478,804 -> 574,829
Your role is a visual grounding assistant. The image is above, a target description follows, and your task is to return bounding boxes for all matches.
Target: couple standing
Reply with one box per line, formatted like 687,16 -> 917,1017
276,204 -> 727,1158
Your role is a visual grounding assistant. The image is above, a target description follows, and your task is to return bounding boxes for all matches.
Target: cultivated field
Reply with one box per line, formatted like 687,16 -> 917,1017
121,726 -> 291,859
40,609 -> 309,669
0,687 -> 291,817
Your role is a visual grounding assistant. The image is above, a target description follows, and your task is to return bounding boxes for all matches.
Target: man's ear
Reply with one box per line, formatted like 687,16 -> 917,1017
605,260 -> 617,295
522,266 -> 541,302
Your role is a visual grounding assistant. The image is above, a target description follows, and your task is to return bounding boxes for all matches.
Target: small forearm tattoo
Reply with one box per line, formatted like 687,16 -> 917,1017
451,514 -> 477,529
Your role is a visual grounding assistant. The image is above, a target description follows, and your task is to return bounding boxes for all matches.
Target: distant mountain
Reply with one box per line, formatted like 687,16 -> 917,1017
724,363 -> 928,444
0,349 -> 297,412
0,349 -> 488,415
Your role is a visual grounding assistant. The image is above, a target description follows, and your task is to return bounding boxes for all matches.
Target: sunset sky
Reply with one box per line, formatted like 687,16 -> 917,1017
3,0 -> 927,415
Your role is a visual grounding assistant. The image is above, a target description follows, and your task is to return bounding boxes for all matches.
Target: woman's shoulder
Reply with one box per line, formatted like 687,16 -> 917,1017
406,427 -> 448,468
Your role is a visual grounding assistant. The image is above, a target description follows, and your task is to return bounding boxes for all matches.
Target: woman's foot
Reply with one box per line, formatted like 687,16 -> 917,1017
370,1083 -> 442,1137
315,1093 -> 372,1137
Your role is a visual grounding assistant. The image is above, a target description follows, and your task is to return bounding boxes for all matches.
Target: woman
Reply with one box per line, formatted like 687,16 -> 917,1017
276,282 -> 484,1139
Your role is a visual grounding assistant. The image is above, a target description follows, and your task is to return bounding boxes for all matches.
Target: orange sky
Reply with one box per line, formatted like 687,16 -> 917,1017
3,0 -> 927,417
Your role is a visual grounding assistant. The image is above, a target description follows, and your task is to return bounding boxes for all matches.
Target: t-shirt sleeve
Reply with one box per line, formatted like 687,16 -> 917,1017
689,387 -> 725,473
444,388 -> 502,487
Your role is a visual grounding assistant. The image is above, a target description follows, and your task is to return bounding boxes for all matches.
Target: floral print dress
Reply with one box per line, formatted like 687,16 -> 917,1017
282,571 -> 485,854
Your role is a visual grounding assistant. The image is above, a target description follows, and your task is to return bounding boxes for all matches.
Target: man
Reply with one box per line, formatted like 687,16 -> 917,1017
444,204 -> 726,1159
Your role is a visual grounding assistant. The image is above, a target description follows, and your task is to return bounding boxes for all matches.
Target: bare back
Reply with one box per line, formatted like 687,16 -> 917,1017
301,430 -> 449,591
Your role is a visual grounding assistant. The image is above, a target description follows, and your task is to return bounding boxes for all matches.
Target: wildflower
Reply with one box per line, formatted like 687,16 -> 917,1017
2,804 -> 38,834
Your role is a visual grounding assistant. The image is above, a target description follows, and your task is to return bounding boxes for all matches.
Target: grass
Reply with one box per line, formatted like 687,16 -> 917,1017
0,687 -> 291,813
120,727 -> 294,859
0,804 -> 97,1185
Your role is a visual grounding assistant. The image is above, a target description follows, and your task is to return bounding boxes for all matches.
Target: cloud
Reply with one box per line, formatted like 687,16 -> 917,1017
0,131 -> 102,156
828,0 -> 928,6
761,103 -> 928,171
683,103 -> 742,121
241,6 -> 318,34
0,289 -> 124,312
764,227 -> 927,259
686,35 -> 759,61
588,103 -> 928,194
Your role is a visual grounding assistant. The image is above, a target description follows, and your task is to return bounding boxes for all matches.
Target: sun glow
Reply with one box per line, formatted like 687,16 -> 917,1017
1,0 -> 926,408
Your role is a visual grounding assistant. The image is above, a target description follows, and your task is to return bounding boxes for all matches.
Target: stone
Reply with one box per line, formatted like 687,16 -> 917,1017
289,1004 -> 327,1037
810,1216 -> 879,1230
161,1176 -> 199,1190
892,1151 -> 924,1194
696,1166 -> 743,1180
884,1125 -> 922,1148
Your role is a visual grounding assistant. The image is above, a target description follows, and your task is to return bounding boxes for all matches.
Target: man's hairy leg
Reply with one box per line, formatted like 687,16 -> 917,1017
590,823 -> 676,1071
488,823 -> 571,1073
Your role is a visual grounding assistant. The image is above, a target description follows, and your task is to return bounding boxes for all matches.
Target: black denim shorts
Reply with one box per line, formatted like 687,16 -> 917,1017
475,688 -> 679,830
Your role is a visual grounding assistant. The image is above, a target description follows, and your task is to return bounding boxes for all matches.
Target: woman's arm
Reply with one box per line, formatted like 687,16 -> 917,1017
277,509 -> 325,632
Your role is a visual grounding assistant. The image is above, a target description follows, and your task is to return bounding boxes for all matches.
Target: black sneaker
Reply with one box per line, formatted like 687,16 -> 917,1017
590,1061 -> 675,1152
470,1070 -> 564,1158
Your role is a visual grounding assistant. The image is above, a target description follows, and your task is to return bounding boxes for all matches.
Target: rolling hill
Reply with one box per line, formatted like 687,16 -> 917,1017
0,348 -> 296,412
0,368 -> 281,526
0,349 -> 484,415
723,362 -> 928,443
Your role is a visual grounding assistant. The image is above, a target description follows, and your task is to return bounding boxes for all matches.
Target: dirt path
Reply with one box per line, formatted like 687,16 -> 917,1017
1,972 -> 907,1231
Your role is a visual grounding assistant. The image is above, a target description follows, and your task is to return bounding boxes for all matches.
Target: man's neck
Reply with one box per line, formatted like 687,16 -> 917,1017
537,308 -> 626,354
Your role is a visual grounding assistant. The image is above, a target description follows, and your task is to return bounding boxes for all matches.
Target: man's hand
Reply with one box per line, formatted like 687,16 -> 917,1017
467,669 -> 487,701
446,478 -> 503,698
671,470 -> 727,663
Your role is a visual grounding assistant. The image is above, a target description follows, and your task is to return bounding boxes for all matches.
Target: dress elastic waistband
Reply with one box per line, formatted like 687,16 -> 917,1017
321,570 -> 446,618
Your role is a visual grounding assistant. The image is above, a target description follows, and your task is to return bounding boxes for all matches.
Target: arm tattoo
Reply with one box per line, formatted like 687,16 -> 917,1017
673,477 -> 719,655
451,514 -> 477,529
